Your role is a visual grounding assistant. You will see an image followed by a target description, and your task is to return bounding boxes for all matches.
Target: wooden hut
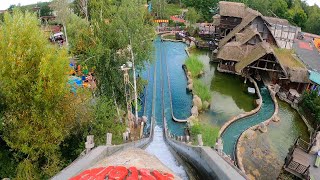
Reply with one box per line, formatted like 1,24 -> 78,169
216,1 -> 245,38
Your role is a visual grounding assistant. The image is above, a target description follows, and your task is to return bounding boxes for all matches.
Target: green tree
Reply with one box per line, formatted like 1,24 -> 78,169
151,0 -> 167,19
0,10 -> 83,178
305,5 -> 320,35
51,0 -> 71,46
186,7 -> 200,25
88,0 -> 155,102
91,96 -> 126,145
286,6 -> 307,28
270,0 -> 288,18
182,0 -> 218,21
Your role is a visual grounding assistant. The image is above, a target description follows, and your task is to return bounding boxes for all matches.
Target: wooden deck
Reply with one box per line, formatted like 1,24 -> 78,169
284,147 -> 320,180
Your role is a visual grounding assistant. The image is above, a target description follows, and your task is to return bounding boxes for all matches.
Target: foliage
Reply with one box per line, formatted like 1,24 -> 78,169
301,90 -> 320,124
51,0 -> 71,45
185,7 -> 201,25
185,55 -> 204,78
88,0 -> 155,104
193,80 -> 211,102
182,0 -> 218,21
151,0 -> 167,19
0,139 -> 17,179
190,122 -> 219,146
0,10 -> 88,178
66,13 -> 96,58
182,0 -> 320,35
165,3 -> 183,18
91,96 -> 126,145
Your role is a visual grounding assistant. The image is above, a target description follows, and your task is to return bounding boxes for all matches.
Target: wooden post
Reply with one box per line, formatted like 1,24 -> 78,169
140,122 -> 144,139
186,136 -> 190,143
197,134 -> 203,146
123,132 -> 127,142
85,135 -> 94,154
106,133 -> 112,145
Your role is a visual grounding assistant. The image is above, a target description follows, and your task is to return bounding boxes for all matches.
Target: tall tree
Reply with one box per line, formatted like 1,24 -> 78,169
0,10 -> 84,178
270,0 -> 288,18
182,0 -> 218,21
88,0 -> 155,101
186,7 -> 201,25
51,0 -> 71,46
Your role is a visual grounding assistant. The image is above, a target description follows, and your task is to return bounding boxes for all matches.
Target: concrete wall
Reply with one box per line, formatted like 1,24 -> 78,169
52,119 -> 155,180
163,118 -> 247,180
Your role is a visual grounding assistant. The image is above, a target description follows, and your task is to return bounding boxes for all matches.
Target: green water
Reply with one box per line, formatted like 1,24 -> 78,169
242,98 -> 309,179
194,51 -> 256,127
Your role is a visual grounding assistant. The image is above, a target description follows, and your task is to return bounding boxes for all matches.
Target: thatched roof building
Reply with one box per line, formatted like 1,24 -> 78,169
219,1 -> 246,18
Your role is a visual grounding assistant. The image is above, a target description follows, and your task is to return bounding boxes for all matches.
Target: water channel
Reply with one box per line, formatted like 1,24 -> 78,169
144,37 -> 190,179
241,99 -> 309,179
142,38 -> 310,179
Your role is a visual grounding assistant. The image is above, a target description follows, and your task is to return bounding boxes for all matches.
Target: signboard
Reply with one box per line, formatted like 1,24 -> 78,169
154,19 -> 169,23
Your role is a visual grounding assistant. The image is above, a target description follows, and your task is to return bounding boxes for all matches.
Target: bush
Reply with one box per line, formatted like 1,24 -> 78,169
301,90 -> 320,124
193,80 -> 211,102
190,122 -> 219,147
185,55 -> 204,78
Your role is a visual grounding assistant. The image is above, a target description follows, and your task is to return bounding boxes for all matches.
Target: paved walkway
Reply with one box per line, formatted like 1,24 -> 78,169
293,36 -> 320,71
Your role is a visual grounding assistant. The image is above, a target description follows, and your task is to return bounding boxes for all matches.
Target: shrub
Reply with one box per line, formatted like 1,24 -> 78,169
193,80 -> 211,102
190,122 -> 219,147
185,55 -> 204,78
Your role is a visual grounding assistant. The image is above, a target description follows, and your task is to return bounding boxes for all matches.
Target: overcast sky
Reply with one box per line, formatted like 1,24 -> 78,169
0,0 -> 319,10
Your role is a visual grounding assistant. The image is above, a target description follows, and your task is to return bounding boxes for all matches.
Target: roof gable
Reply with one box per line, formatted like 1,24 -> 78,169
219,1 -> 246,18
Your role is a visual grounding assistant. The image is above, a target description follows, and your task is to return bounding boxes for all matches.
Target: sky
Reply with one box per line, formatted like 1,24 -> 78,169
0,0 -> 50,10
0,0 -> 320,10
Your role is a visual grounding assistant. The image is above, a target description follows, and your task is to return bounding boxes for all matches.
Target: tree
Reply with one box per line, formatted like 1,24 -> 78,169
270,0 -> 288,18
305,5 -> 320,35
186,7 -> 200,25
182,0 -> 218,21
286,6 -> 307,28
88,0 -> 155,101
151,0 -> 167,19
51,0 -> 71,46
0,10 -> 84,178
91,96 -> 126,145
38,2 -> 53,17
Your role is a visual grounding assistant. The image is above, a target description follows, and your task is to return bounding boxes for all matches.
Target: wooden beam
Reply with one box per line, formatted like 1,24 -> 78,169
259,58 -> 276,63
247,66 -> 284,72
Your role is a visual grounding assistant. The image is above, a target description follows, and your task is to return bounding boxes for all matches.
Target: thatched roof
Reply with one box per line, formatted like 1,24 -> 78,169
263,16 -> 289,26
212,14 -> 221,26
286,68 -> 310,83
236,27 -> 262,45
235,42 -> 273,72
219,9 -> 260,48
273,48 -> 309,83
217,42 -> 254,62
219,1 -> 246,18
